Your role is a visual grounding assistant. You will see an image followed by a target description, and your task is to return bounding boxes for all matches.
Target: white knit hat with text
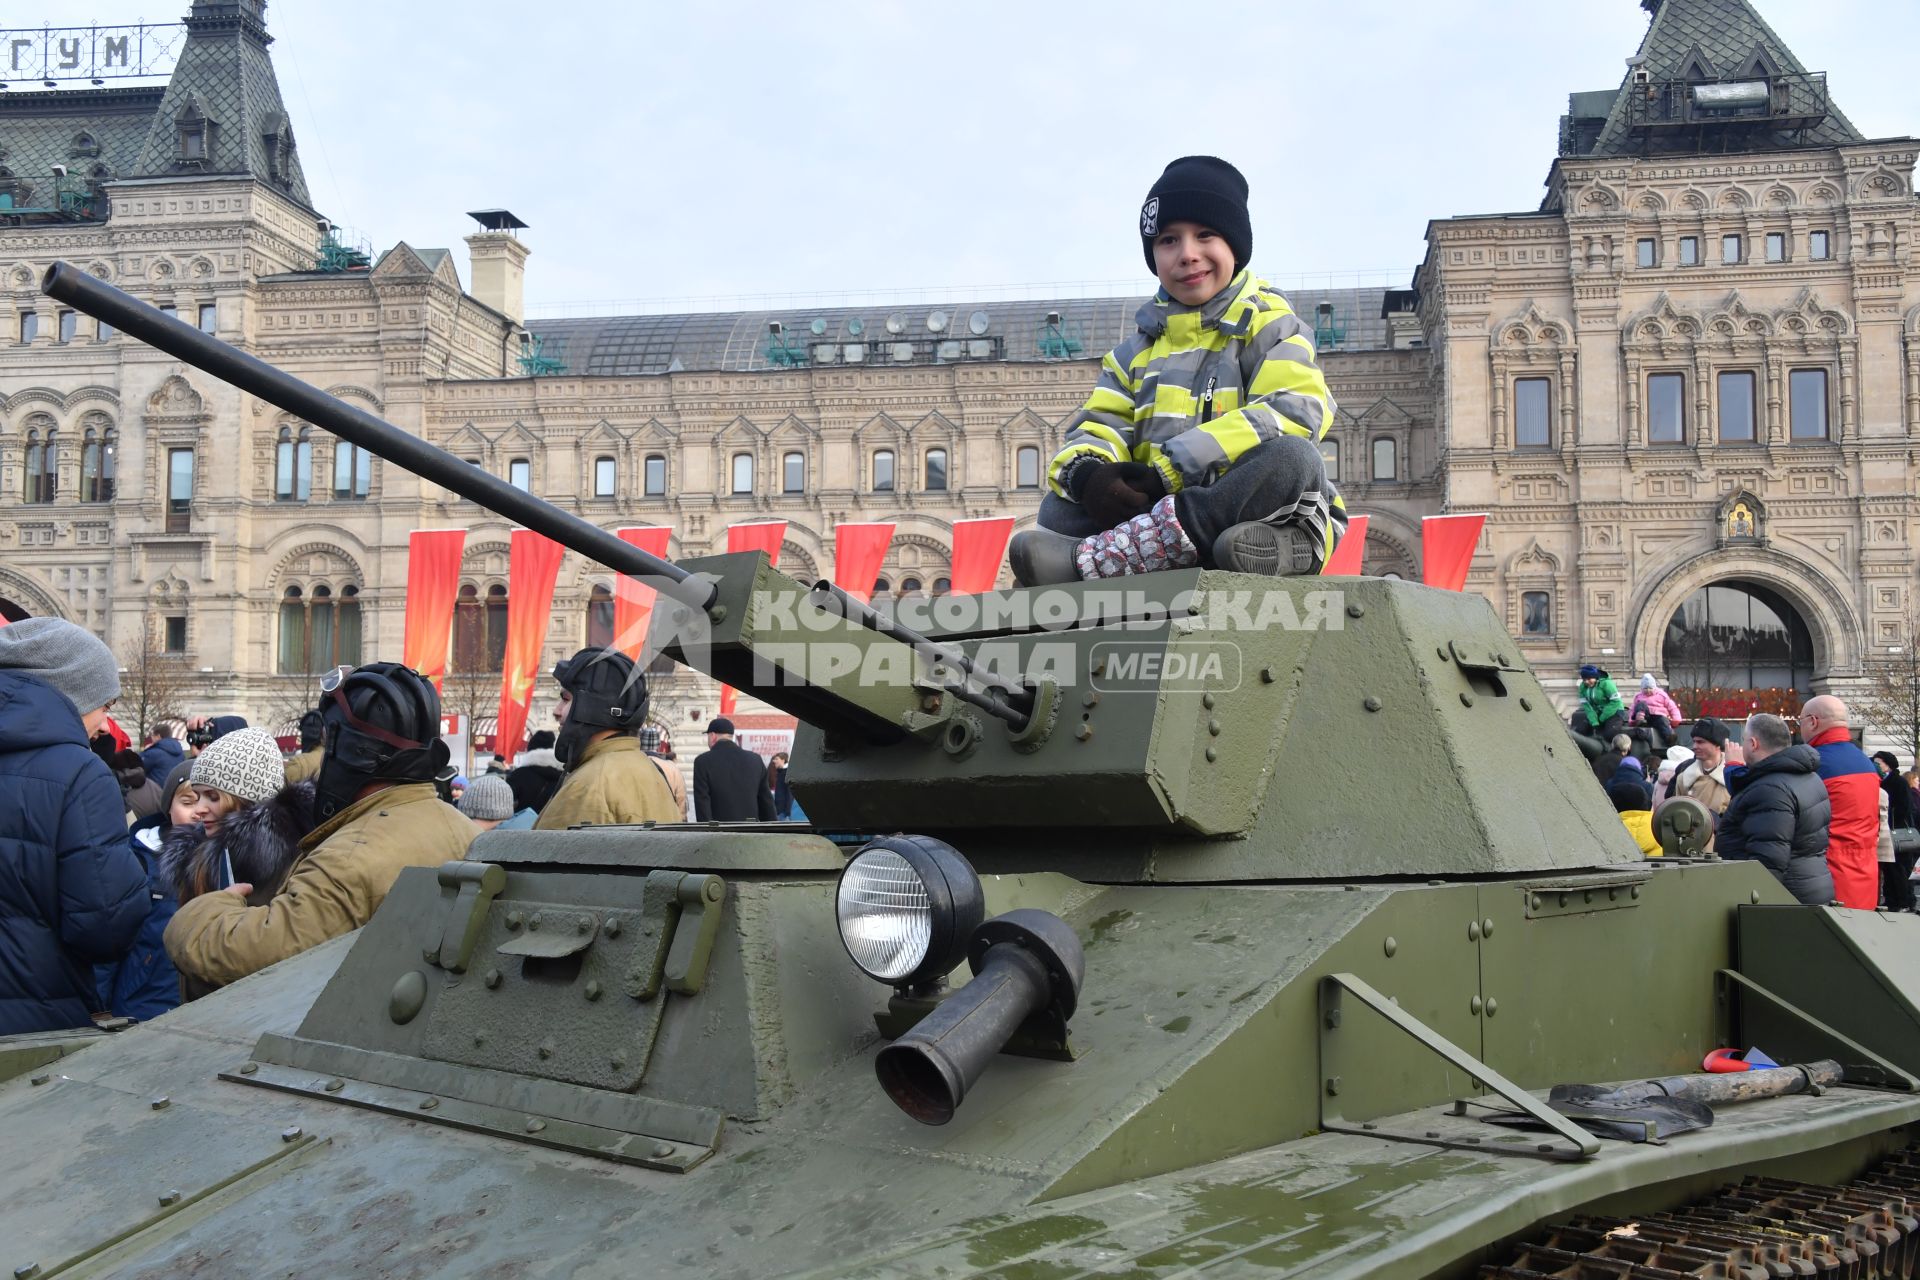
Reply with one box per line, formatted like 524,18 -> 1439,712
188,727 -> 287,805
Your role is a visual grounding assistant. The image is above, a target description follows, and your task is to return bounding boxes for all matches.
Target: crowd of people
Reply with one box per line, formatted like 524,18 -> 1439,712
1581,671 -> 1920,912
0,622 -> 810,1038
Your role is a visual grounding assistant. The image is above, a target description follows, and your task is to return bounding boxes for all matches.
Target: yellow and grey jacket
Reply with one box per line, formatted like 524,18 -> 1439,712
1049,270 -> 1339,500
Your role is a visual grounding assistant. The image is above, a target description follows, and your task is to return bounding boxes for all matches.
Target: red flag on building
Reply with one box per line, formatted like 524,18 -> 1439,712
718,522 -> 787,718
612,525 -> 673,660
1320,514 -> 1369,576
832,522 -> 894,604
949,517 -> 1016,595
402,529 -> 467,690
1421,514 -> 1486,593
493,529 -> 565,763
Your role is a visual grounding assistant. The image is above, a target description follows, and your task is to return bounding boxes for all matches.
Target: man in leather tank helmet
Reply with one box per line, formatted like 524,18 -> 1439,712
165,663 -> 476,989
535,647 -> 681,829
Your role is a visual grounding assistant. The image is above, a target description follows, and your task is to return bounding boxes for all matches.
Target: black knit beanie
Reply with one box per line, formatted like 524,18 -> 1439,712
1139,156 -> 1252,275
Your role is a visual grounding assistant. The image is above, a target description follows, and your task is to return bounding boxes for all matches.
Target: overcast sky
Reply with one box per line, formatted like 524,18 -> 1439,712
34,1 -> 1920,312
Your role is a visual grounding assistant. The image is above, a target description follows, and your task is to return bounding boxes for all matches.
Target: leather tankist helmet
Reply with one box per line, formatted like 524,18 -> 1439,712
313,662 -> 449,819
552,647 -> 647,767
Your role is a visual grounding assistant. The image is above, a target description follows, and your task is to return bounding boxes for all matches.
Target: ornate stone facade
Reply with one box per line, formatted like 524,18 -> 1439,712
2,0 -> 1914,742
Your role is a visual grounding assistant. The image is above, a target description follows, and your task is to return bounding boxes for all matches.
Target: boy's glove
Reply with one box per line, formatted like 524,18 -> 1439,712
1081,461 -> 1166,528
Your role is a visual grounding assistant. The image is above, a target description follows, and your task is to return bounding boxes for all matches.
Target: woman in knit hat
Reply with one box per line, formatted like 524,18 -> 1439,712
160,727 -> 316,908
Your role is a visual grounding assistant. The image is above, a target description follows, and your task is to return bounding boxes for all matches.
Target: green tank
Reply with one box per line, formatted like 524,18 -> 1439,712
7,264 -> 1920,1280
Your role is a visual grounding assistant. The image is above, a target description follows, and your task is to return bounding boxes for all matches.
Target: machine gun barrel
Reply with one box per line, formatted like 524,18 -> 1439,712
808,581 -> 1032,727
40,263 -> 714,610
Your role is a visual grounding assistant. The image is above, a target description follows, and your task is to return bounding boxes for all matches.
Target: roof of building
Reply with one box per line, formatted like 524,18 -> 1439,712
1560,0 -> 1863,159
524,285 -> 1398,377
0,0 -> 311,217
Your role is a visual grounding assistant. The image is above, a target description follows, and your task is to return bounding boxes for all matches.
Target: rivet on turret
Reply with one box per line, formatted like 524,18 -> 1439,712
1519,697 -> 1533,711
1529,894 -> 1542,910
1260,666 -> 1275,683
1346,603 -> 1365,619
1363,696 -> 1382,713
1750,890 -> 1762,905
1201,693 -> 1215,709
1207,718 -> 1221,736
1075,724 -> 1093,741
652,1143 -> 676,1159
1482,919 -> 1494,938
525,1118 -> 546,1134
150,1096 -> 170,1111
239,1061 -> 258,1076
281,1127 -> 303,1142
1468,921 -> 1481,941
603,917 -> 621,938
506,911 -> 524,930
419,1097 -> 440,1111
1630,885 -> 1641,899
1459,692 -> 1474,707
158,1190 -> 182,1206
324,1077 -> 345,1093
1383,936 -> 1398,958
1470,996 -> 1483,1015
1204,747 -> 1218,763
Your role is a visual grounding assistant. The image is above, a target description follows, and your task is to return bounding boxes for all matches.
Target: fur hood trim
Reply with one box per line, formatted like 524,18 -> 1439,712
159,781 -> 317,904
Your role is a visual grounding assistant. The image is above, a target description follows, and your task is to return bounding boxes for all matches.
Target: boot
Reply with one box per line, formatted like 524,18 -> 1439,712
1008,528 -> 1083,586
1075,495 -> 1200,579
1211,522 -> 1322,576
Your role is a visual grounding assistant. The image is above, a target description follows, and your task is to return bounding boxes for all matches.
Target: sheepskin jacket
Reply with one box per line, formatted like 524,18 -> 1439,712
160,781 -> 317,907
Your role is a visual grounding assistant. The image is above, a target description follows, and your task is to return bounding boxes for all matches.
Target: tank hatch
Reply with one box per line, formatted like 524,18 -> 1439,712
227,830 -> 874,1171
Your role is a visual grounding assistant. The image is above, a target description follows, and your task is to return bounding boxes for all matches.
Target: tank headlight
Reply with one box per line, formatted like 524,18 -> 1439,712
836,836 -> 984,989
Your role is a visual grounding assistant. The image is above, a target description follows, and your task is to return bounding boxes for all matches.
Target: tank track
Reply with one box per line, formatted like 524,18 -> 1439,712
1481,1149 -> 1920,1279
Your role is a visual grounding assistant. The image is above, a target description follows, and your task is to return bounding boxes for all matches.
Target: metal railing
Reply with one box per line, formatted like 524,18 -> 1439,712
1624,72 -> 1830,136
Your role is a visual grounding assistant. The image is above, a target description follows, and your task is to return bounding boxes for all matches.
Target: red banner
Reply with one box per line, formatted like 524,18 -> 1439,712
402,529 -> 467,690
719,522 -> 787,718
613,525 -> 673,661
1320,514 -> 1369,577
832,522 -> 894,604
950,518 -> 1016,595
494,529 -> 565,763
1421,514 -> 1486,593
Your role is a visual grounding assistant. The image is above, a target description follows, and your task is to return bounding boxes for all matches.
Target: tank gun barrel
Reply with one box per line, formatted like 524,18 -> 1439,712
41,261 -> 1035,739
40,262 -> 714,610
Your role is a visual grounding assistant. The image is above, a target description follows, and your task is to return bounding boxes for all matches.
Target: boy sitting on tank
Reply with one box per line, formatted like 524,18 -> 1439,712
1010,156 -> 1346,586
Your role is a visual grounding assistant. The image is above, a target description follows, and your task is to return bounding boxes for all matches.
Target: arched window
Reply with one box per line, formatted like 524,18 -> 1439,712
873,449 -> 895,492
731,452 -> 754,494
872,577 -> 892,599
782,451 -> 805,494
335,442 -> 371,499
276,425 -> 312,501
900,576 -> 923,597
485,585 -> 509,671
278,582 -> 362,674
593,456 -> 616,498
453,584 -> 485,672
644,454 -> 668,496
924,448 -> 948,491
80,428 -> 107,501
932,577 -> 951,596
1015,446 -> 1041,490
1371,437 -> 1396,481
586,584 -> 615,648
25,429 -> 56,503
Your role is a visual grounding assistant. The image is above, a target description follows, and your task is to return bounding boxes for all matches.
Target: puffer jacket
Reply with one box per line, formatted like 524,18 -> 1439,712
537,736 -> 682,829
93,815 -> 182,1022
1718,745 -> 1835,906
1579,677 -> 1626,730
165,782 -> 475,989
0,672 -> 149,1034
1630,688 -> 1684,723
158,781 -> 317,907
139,735 -> 184,784
1047,270 -> 1344,548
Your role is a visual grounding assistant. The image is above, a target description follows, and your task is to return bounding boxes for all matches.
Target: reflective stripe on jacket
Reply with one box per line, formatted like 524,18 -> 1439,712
1048,271 -> 1339,499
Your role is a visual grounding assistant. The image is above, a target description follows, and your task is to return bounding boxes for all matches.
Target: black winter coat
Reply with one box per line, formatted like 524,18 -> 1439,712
1719,745 -> 1835,906
0,672 -> 149,1035
693,740 -> 776,822
159,782 -> 317,907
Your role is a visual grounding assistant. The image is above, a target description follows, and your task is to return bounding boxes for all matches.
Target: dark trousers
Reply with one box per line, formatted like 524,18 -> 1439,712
1037,436 -> 1344,566
1883,856 -> 1918,911
1572,712 -> 1629,742
1638,714 -> 1675,751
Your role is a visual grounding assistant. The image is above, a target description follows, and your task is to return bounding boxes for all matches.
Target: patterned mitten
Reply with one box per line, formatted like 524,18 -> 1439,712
1074,495 -> 1200,579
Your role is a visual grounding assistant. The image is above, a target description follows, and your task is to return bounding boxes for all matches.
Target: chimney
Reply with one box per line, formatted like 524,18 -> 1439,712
465,209 -> 530,325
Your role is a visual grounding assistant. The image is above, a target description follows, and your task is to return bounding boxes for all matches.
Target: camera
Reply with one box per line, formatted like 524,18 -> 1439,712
186,723 -> 216,751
